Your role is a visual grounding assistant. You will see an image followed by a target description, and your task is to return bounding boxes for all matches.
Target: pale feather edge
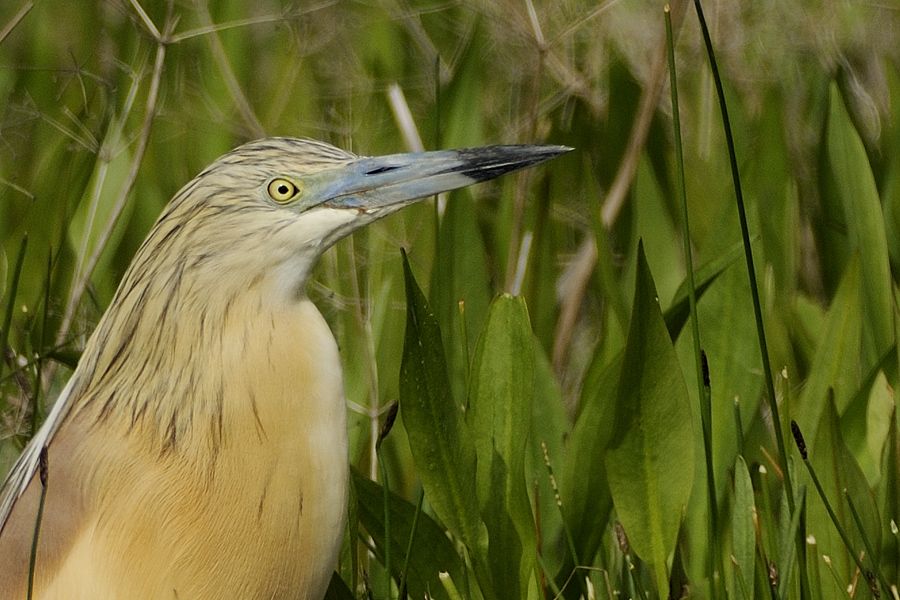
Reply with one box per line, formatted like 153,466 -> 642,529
0,374 -> 78,533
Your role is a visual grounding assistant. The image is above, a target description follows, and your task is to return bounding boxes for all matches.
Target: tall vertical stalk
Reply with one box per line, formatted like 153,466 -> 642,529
692,1 -> 807,594
664,6 -> 721,596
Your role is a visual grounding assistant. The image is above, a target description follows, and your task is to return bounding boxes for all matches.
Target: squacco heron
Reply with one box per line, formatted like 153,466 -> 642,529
0,137 -> 567,599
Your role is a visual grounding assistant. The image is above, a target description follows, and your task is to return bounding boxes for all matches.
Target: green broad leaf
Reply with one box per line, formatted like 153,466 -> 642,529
45,349 -> 82,370
559,354 -> 620,571
885,291 -> 900,585
878,416 -> 899,586
398,250 -> 490,593
572,246 -> 746,578
527,342 -> 568,573
633,156 -> 682,306
884,67 -> 900,274
663,237 -> 751,340
841,364 -> 895,484
430,193 -> 492,402
351,469 -> 465,600
467,294 -> 536,598
806,398 -> 881,598
323,572 -> 355,600
824,84 -> 894,364
605,243 -> 695,595
746,93 -> 796,295
0,243 -> 6,302
795,255 -> 862,442
345,465 -> 360,595
731,456 -> 756,600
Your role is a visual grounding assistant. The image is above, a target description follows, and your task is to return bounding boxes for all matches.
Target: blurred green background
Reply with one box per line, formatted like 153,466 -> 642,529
2,1 -> 900,598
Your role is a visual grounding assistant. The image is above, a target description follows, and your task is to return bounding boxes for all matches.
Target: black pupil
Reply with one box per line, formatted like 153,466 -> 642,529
278,184 -> 290,195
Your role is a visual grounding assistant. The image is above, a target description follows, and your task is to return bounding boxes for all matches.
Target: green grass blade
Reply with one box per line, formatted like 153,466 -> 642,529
27,448 -> 48,600
777,485 -> 807,599
844,489 -> 892,596
665,7 -> 721,595
377,450 -> 393,598
793,404 -> 881,597
0,234 -> 27,390
691,0 -> 795,513
398,488 -> 425,599
346,468 -> 360,595
732,455 -> 757,600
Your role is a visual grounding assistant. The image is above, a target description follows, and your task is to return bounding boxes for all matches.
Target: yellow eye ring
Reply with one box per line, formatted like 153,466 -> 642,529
267,178 -> 299,203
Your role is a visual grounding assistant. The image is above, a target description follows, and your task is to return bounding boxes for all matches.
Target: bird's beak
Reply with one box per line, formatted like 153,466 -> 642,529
297,144 -> 572,215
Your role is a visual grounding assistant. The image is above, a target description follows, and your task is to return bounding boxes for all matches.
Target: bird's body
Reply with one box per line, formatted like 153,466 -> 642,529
1,299 -> 346,598
0,137 -> 566,598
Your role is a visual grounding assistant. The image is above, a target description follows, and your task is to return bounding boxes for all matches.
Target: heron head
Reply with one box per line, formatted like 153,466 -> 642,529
148,137 -> 569,301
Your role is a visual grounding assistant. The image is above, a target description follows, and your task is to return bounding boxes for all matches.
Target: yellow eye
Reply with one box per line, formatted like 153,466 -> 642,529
267,178 -> 299,203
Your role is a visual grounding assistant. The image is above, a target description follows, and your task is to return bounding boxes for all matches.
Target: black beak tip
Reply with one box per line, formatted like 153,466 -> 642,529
459,144 -> 574,182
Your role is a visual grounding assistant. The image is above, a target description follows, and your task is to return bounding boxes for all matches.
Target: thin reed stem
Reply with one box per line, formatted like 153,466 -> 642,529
27,448 -> 48,600
665,7 -> 721,597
